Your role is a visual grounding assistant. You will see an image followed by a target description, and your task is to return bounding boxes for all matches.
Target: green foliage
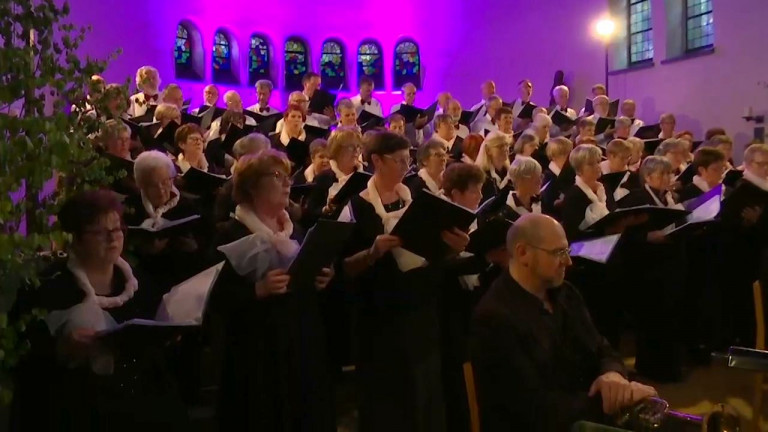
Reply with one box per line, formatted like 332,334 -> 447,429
0,0 -> 123,398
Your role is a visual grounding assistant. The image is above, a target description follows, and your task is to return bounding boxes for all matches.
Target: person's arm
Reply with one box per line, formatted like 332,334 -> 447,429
470,311 -> 603,431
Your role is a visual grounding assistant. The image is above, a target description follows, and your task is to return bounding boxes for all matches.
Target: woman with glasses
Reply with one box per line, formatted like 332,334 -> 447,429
654,138 -> 688,177
341,131 -> 469,432
617,156 -> 686,382
305,126 -> 364,222
123,150 -> 202,289
173,123 -> 222,175
600,139 -> 640,203
210,150 -> 335,431
475,131 -> 513,202
678,147 -> 728,203
405,138 -> 447,197
10,190 -> 189,429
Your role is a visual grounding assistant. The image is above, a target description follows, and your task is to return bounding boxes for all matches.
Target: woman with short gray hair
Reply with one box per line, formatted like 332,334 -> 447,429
561,144 -> 611,240
502,156 -> 543,220
654,138 -> 687,175
405,138 -> 447,196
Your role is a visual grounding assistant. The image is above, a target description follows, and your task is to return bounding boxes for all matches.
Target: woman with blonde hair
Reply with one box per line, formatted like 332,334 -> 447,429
475,131 -> 513,201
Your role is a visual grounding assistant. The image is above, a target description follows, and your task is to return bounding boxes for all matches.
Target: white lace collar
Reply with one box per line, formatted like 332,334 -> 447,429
489,166 -> 511,190
575,176 -> 610,230
743,169 -> 768,192
141,186 -> 180,220
692,175 -> 711,193
613,171 -> 632,202
177,152 -> 209,174
417,168 -> 441,194
360,176 -> 425,271
548,161 -> 562,177
280,127 -> 307,146
67,253 -> 138,309
506,191 -> 541,215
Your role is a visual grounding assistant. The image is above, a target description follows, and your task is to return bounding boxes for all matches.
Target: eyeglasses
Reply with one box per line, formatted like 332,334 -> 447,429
431,152 -> 448,160
268,170 -> 292,185
82,227 -> 125,240
528,244 -> 571,260
384,154 -> 412,167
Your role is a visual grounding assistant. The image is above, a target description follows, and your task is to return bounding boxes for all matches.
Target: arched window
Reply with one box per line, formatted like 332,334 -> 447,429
284,38 -> 309,91
357,41 -> 383,90
249,34 -> 272,86
174,22 -> 203,81
212,30 -> 238,84
320,39 -> 346,91
628,0 -> 654,64
394,39 -> 420,89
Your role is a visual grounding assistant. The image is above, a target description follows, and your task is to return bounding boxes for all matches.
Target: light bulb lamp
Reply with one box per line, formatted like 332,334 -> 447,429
595,18 -> 616,94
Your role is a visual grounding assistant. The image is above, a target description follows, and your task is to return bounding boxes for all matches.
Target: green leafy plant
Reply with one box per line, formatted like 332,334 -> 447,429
0,0 -> 123,400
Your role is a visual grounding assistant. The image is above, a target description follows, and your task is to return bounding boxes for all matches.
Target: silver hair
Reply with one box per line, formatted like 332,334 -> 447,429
513,132 -> 538,155
417,138 -> 447,167
135,65 -> 160,90
546,137 -> 574,160
134,150 -> 176,188
659,112 -> 676,124
593,95 -> 609,105
639,155 -> 673,180
255,79 -> 273,91
552,85 -> 570,98
509,156 -> 542,182
224,90 -> 241,104
486,95 -> 502,105
401,82 -> 416,92
654,138 -> 684,156
233,133 -> 271,160
533,113 -> 552,128
154,103 -> 180,122
102,119 -> 130,144
569,144 -> 603,173
335,97 -> 355,111
606,139 -> 633,156
744,144 -> 768,164
615,116 -> 632,129
708,134 -> 733,147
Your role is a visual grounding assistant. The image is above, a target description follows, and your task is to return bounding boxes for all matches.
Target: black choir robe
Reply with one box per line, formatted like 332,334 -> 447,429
447,136 -> 465,161
10,258 -> 188,431
404,171 -> 441,199
271,134 -> 311,173
305,169 -> 340,224
541,163 -> 576,219
481,166 -> 510,204
122,193 -> 205,290
342,195 -> 446,432
213,179 -> 235,230
616,186 -> 686,381
208,219 -> 335,432
470,271 -> 626,432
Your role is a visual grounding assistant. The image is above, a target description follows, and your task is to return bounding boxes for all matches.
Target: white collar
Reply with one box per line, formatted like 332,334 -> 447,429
280,127 -> 306,146
360,176 -> 425,271
613,171 -> 632,202
644,184 -> 683,209
506,191 -> 540,215
234,205 -> 294,241
575,176 -> 607,205
692,175 -> 711,193
417,168 -> 441,194
141,186 -> 180,220
67,253 -> 138,309
575,175 -> 610,230
177,152 -> 209,174
743,169 -> 768,192
548,161 -> 562,177
304,164 -> 317,183
489,167 -> 511,190
330,159 -> 361,181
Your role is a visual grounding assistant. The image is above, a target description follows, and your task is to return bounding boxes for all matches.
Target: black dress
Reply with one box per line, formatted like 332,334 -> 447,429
481,166 -> 510,204
305,169 -> 339,225
541,162 -> 576,219
617,186 -> 686,381
343,195 -> 446,432
448,136 -> 464,161
10,258 -> 188,431
404,172 -> 440,199
209,219 -> 335,432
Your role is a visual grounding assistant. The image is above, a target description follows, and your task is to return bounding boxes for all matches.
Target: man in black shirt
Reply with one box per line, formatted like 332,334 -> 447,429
470,214 -> 657,431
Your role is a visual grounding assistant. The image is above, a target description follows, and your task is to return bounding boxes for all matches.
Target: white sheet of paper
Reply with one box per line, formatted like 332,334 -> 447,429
569,234 -> 621,264
155,262 -> 223,323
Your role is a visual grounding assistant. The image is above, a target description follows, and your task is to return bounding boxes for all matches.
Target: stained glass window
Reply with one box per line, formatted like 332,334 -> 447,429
357,41 -> 383,90
249,34 -> 271,86
284,38 -> 309,91
174,23 -> 202,81
320,40 -> 346,90
212,30 -> 237,84
628,0 -> 653,64
686,0 -> 714,51
394,40 -> 420,89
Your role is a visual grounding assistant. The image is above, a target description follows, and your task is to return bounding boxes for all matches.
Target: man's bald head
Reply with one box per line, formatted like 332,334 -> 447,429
506,214 -> 565,257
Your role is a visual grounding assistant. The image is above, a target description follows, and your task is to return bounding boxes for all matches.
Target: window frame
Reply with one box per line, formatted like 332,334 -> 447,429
626,0 -> 654,66
174,22 -> 203,81
684,0 -> 714,52
248,33 -> 272,87
393,39 -> 421,90
284,37 -> 310,92
211,29 -> 238,85
356,40 -> 384,91
320,38 -> 347,91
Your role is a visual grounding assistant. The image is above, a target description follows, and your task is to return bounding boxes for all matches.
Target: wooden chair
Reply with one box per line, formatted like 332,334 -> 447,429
753,281 -> 767,432
462,362 -> 481,432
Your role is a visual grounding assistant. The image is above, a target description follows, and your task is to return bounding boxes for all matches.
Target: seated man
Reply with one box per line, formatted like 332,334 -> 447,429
471,214 -> 656,432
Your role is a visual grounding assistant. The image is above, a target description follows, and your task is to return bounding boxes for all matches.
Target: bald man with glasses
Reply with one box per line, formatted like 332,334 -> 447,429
470,214 -> 656,431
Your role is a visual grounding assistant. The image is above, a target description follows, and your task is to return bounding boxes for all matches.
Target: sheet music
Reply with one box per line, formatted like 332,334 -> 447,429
155,262 -> 224,323
569,234 -> 621,264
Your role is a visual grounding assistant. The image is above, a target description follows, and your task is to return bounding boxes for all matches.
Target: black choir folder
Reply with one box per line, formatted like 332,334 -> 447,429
357,110 -> 386,132
391,190 -> 476,261
720,179 -> 768,224
595,117 -> 616,135
569,233 -> 622,264
287,220 -> 355,294
459,109 -> 482,127
466,216 -> 513,255
663,185 -> 722,238
330,171 -> 373,207
396,101 -> 439,124
550,110 -> 578,129
600,170 -> 630,193
128,214 -> 201,237
182,167 -> 229,195
586,205 -> 689,233
517,102 -> 537,120
309,89 -> 337,114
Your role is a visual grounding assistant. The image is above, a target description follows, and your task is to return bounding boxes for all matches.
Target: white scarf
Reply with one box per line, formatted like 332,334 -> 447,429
644,184 -> 685,209
506,191 -> 541,215
67,253 -> 138,309
217,205 -> 300,278
417,168 -> 441,194
743,169 -> 768,192
548,161 -> 562,177
575,176 -> 610,230
613,171 -> 632,202
280,127 -> 307,146
692,175 -> 711,193
141,186 -> 180,221
304,164 -> 317,183
177,152 -> 209,174
327,159 -> 363,201
360,177 -> 426,272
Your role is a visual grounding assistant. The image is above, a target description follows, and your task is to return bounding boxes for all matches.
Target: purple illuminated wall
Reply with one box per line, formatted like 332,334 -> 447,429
67,0 -> 767,154
66,0 -> 606,112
